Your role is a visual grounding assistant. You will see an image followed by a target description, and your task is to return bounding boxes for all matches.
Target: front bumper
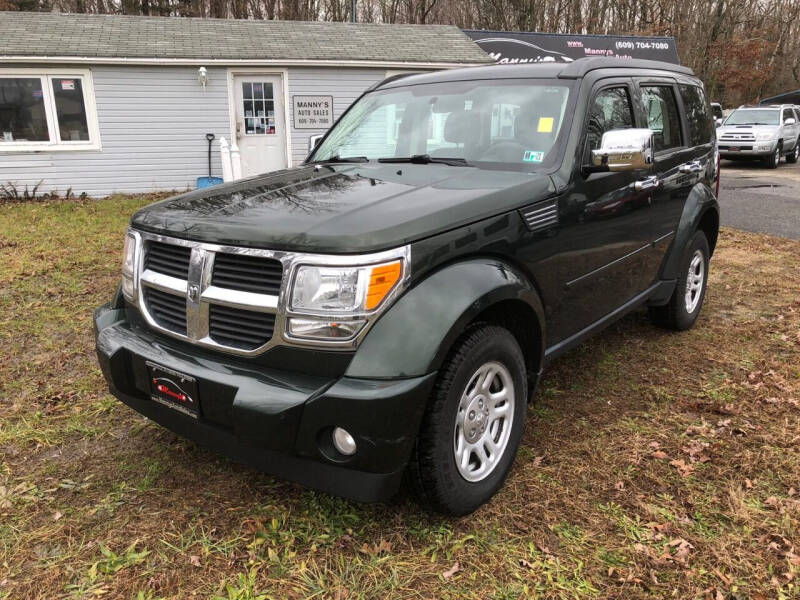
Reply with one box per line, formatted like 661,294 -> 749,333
94,303 -> 436,502
718,140 -> 777,158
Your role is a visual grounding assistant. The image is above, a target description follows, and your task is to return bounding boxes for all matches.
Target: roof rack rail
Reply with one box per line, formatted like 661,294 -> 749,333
557,57 -> 694,79
368,72 -> 415,92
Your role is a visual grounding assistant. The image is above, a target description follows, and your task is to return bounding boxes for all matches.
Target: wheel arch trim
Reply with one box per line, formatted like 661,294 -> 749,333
344,258 -> 546,380
658,183 -> 720,280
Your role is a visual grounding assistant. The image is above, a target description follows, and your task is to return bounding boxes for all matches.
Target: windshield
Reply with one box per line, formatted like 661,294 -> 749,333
724,109 -> 780,126
310,79 -> 573,169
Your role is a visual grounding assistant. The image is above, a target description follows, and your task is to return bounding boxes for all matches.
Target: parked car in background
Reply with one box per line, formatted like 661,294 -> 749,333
95,58 -> 720,515
717,105 -> 800,167
711,102 -> 724,124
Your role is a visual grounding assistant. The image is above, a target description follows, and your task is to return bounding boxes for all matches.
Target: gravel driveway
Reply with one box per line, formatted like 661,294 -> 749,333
718,158 -> 800,240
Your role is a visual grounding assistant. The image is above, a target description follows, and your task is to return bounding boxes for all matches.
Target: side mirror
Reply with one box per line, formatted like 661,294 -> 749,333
590,128 -> 653,172
308,133 -> 325,154
715,117 -> 724,127
785,118 -> 796,125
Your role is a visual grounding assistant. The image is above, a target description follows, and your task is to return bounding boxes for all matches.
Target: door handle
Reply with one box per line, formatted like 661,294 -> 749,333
634,176 -> 660,191
678,160 -> 703,174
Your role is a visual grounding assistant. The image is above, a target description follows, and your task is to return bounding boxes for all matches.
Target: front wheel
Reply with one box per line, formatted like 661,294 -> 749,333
409,324 -> 527,515
764,144 -> 781,169
649,230 -> 710,330
786,140 -> 800,164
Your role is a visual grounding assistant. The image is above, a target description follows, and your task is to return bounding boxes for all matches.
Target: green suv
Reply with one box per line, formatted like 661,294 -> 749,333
95,58 -> 720,515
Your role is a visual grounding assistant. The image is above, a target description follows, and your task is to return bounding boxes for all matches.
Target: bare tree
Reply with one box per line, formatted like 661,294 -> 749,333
6,0 -> 800,103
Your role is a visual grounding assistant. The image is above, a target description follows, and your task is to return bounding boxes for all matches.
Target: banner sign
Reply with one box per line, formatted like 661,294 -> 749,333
292,95 -> 333,129
465,31 -> 680,65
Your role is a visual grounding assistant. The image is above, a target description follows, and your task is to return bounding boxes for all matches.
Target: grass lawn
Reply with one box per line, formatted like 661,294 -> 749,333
1,196 -> 799,600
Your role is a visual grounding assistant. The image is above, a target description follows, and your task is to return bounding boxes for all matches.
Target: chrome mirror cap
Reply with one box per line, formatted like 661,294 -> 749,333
591,128 -> 654,172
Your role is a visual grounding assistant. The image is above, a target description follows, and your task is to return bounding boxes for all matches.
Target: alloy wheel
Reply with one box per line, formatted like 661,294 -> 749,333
685,249 -> 705,313
453,361 -> 515,482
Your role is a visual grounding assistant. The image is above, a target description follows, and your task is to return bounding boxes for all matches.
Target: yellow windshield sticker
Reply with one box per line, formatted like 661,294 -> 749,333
537,117 -> 554,133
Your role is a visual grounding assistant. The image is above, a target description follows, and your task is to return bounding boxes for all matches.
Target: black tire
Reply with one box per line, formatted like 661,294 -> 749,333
764,144 -> 781,169
408,324 -> 527,515
786,140 -> 800,164
649,230 -> 710,330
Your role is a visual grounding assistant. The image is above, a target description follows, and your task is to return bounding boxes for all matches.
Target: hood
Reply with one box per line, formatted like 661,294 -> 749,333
717,123 -> 779,138
131,163 -> 556,253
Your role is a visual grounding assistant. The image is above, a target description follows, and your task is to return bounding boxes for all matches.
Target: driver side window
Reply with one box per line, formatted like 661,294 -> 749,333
586,87 -> 634,155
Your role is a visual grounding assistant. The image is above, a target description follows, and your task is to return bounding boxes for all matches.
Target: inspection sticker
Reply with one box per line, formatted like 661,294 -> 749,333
523,150 -> 545,163
537,117 -> 554,133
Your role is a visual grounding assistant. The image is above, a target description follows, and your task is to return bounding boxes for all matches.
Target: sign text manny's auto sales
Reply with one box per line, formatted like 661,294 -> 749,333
292,95 -> 334,129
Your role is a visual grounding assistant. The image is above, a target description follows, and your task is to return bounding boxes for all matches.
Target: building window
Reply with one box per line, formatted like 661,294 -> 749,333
0,70 -> 100,151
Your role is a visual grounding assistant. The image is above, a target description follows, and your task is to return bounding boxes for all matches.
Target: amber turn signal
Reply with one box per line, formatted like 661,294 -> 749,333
365,261 -> 402,310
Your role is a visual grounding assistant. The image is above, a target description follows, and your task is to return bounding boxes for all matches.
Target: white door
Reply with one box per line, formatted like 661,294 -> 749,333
233,74 -> 287,177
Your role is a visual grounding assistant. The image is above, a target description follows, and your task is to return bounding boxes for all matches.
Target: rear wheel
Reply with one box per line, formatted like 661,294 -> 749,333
786,140 -> 800,164
649,230 -> 710,330
409,324 -> 527,515
764,144 -> 781,169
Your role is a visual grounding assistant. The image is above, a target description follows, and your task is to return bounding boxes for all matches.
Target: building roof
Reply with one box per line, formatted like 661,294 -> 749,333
0,11 -> 491,66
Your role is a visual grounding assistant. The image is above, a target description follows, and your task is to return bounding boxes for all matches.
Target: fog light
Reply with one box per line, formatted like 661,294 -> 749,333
332,427 -> 357,456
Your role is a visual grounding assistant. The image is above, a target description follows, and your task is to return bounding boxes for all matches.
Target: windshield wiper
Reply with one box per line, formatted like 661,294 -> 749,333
378,154 -> 471,166
313,155 -> 369,164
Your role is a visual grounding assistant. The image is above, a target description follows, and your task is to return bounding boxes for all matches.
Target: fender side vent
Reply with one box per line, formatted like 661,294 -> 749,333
520,199 -> 558,232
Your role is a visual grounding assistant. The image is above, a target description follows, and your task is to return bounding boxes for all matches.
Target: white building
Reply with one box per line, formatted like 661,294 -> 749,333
0,11 -> 490,196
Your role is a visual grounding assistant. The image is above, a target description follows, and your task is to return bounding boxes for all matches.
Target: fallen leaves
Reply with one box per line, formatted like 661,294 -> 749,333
358,539 -> 392,556
682,440 -> 711,463
662,538 -> 694,564
669,459 -> 695,478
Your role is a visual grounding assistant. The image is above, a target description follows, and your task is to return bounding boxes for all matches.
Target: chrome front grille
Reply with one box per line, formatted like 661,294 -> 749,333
143,287 -> 187,335
209,304 -> 276,350
145,241 -> 191,279
136,233 -> 284,356
211,252 -> 282,295
719,133 -> 755,142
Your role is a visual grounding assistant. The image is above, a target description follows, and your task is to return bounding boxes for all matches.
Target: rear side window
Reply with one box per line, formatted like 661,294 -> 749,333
679,84 -> 713,146
641,85 -> 683,152
586,86 -> 634,152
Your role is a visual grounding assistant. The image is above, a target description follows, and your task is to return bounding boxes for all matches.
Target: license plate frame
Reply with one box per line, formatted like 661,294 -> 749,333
146,362 -> 200,418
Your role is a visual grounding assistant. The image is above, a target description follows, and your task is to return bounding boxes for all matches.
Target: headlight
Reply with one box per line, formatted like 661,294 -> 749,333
290,261 -> 403,314
121,229 -> 139,302
755,132 -> 776,142
287,252 -> 407,342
